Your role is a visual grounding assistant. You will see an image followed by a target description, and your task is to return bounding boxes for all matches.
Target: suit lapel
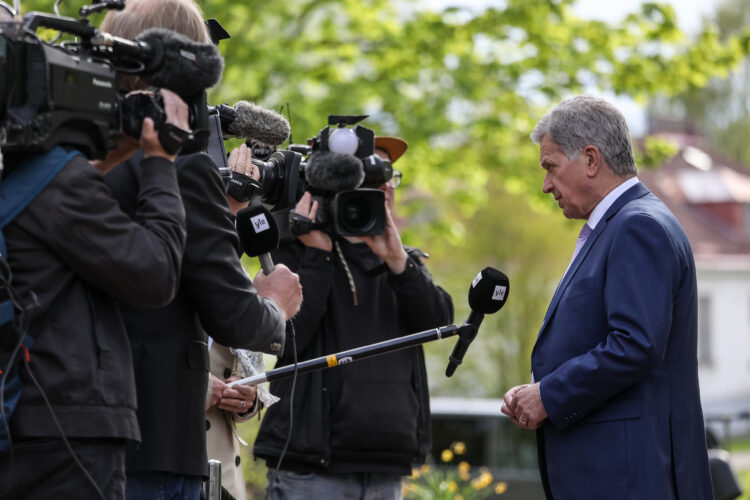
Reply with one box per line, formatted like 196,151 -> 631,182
536,183 -> 651,339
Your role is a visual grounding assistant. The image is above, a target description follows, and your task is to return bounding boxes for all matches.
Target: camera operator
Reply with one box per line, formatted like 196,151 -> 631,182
99,1 -> 302,498
254,136 -> 454,500
0,71 -> 190,500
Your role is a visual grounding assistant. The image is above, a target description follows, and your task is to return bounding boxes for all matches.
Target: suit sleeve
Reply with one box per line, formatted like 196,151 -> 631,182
36,155 -> 186,307
177,154 -> 285,355
540,214 -> 681,429
271,243 -> 335,359
388,250 -> 454,332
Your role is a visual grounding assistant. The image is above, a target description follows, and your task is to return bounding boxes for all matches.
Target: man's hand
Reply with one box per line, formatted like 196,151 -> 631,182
502,383 -> 547,430
219,376 -> 258,414
226,144 -> 258,215
253,263 -> 303,321
141,88 -> 191,162
360,204 -> 408,274
294,192 -> 332,251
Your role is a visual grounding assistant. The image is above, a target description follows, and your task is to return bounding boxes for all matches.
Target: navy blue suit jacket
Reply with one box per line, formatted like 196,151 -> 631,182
531,183 -> 714,499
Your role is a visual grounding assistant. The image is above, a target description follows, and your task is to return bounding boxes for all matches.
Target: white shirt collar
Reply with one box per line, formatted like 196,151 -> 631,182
587,177 -> 640,230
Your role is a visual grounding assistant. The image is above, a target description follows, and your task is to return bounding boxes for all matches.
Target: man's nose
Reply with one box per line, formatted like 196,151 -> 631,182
542,173 -> 553,193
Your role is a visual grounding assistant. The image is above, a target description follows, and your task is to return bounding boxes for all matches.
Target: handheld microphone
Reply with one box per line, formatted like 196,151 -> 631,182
236,205 -> 280,275
217,101 -> 291,147
304,151 -> 364,192
446,267 -> 510,377
99,27 -> 224,97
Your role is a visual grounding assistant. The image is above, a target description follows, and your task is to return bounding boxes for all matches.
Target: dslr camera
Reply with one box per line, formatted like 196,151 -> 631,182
250,115 -> 394,237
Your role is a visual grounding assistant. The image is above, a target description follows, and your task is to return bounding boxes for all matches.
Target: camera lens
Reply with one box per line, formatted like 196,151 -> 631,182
333,189 -> 386,236
340,197 -> 373,232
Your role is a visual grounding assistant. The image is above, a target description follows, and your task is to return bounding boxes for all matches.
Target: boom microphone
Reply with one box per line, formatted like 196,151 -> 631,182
124,28 -> 224,97
445,267 -> 509,377
236,205 -> 280,275
304,151 -> 364,193
218,101 -> 291,147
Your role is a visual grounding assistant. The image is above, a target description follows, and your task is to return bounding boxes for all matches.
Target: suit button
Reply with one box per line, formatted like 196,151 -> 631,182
205,420 -> 211,431
223,368 -> 232,379
235,455 -> 241,467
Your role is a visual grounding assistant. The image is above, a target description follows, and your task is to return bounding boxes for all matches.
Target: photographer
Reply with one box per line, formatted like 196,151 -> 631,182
0,79 -> 190,500
99,1 -> 302,498
254,136 -> 454,499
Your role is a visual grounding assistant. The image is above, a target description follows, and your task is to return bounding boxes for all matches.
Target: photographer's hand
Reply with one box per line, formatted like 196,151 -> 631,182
141,89 -> 191,162
294,192 -> 332,252
226,144 -> 258,216
361,204 -> 408,274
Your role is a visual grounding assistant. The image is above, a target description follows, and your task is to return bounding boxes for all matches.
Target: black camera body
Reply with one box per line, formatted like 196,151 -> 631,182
121,91 -> 207,155
0,21 -> 121,158
0,13 -> 211,160
248,115 -> 393,237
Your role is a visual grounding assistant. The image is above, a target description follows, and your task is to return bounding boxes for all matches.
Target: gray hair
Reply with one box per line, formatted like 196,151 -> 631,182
530,95 -> 637,177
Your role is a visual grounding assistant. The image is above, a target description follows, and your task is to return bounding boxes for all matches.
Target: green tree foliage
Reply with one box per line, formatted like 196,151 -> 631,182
650,0 -> 750,165
17,0 -> 747,399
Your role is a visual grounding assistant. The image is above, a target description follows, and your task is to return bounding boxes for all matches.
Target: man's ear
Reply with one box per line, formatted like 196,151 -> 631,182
583,145 -> 601,178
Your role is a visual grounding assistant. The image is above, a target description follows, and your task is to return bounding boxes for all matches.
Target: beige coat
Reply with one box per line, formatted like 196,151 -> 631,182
205,344 -> 267,500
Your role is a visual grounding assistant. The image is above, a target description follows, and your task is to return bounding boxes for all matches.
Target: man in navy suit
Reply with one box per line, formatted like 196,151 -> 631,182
502,95 -> 714,499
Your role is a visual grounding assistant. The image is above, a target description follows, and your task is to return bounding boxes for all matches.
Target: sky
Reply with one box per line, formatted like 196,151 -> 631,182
421,0 -> 726,135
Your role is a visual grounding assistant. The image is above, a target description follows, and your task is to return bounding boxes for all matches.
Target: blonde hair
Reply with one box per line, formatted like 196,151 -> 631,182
100,0 -> 210,90
100,0 -> 209,42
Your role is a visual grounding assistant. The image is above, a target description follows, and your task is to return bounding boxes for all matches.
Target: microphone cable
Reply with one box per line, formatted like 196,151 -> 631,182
264,320 -> 298,500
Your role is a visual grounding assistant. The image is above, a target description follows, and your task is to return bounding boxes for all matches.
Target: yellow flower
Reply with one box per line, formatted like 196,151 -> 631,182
454,496 -> 464,500
447,481 -> 458,493
452,441 -> 467,455
495,481 -> 508,494
458,461 -> 470,474
410,468 -> 420,479
419,464 -> 431,475
441,449 -> 454,462
471,471 -> 493,490
459,469 -> 470,481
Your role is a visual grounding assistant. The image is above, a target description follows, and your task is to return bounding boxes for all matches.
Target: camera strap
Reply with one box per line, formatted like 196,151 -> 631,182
0,146 -> 82,451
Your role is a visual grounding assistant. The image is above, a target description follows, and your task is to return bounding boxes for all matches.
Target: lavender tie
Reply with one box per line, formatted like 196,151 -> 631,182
572,223 -> 592,262
563,223 -> 592,278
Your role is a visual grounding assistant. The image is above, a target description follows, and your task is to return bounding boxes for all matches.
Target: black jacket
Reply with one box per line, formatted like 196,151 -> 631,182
254,236 -> 453,475
104,152 -> 286,477
7,153 -> 186,442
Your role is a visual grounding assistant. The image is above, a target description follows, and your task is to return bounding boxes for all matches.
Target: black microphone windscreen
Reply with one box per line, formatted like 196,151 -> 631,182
468,267 -> 509,315
236,205 -> 280,257
226,101 -> 290,147
136,28 -> 224,97
305,151 -> 364,192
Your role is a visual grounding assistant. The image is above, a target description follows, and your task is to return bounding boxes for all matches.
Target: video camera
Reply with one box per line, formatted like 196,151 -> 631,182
251,115 -> 394,237
0,3 -> 221,160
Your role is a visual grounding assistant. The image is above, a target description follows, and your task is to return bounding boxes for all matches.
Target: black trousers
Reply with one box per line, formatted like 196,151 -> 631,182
0,438 -> 126,500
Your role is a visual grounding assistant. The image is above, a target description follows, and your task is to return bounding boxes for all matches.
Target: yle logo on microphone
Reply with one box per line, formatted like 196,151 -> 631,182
492,285 -> 507,301
250,214 -> 270,233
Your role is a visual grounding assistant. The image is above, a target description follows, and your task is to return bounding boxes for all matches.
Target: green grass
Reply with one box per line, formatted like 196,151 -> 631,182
737,469 -> 750,500
728,435 -> 750,454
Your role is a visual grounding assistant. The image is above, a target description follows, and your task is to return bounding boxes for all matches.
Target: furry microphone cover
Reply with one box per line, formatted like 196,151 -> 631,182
136,28 -> 224,97
305,151 -> 365,192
